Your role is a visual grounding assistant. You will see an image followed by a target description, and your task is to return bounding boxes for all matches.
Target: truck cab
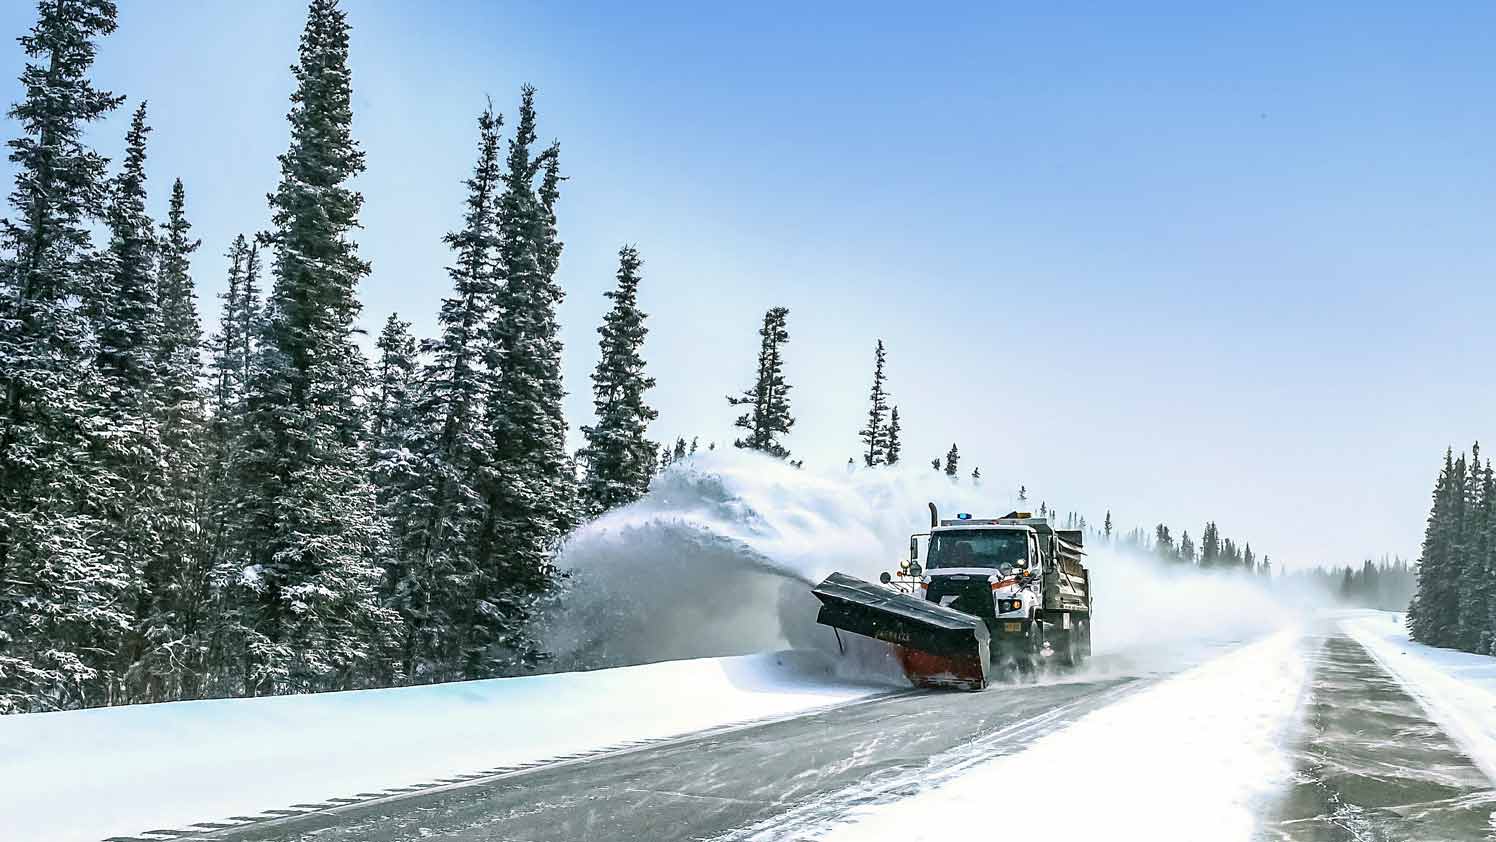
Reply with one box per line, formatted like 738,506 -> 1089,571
911,511 -> 1092,668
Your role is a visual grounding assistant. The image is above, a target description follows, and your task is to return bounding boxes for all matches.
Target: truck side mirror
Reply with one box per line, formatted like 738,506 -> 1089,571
909,563 -> 922,578
879,571 -> 892,584
909,536 -> 919,561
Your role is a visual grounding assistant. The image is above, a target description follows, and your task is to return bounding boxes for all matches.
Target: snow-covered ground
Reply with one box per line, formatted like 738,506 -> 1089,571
811,627 -> 1310,842
0,650 -> 885,842
1342,610 -> 1496,784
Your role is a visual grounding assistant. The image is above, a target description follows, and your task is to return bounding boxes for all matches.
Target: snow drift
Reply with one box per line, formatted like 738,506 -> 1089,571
540,450 -> 1294,678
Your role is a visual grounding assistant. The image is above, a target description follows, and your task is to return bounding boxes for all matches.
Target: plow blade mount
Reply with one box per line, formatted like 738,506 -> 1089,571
812,572 -> 991,690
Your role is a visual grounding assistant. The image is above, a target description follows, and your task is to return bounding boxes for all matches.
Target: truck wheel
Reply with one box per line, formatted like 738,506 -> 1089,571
1056,628 -> 1081,668
1012,621 -> 1040,678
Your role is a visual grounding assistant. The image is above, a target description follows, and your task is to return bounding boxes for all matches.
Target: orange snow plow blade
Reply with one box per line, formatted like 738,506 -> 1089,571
811,572 -> 991,690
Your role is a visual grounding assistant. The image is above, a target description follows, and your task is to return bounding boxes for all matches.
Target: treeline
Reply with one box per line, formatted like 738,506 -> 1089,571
0,0 -> 689,714
1104,517 -> 1273,573
0,0 -> 865,715
1282,557 -> 1416,610
1408,444 -> 1496,655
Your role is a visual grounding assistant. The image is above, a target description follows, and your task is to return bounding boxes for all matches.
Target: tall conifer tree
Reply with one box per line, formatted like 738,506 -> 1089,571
473,86 -> 576,675
91,102 -> 167,705
392,106 -> 504,682
136,177 -> 207,702
729,306 -> 794,458
859,340 -> 889,466
0,0 -> 123,712
226,0 -> 395,695
885,406 -> 902,466
579,245 -> 658,514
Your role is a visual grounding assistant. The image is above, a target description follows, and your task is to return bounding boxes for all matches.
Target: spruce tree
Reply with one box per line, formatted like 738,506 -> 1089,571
0,0 -> 124,712
1200,522 -> 1221,569
971,466 -> 981,483
859,340 -> 889,466
90,102 -> 168,705
136,177 -> 207,702
944,443 -> 959,477
389,106 -> 506,682
1154,524 -> 1174,561
474,86 -> 576,676
1410,450 -> 1458,645
728,306 -> 794,458
368,314 -> 426,682
1103,510 -> 1113,541
578,245 -> 657,515
1457,449 -> 1492,651
226,0 -> 395,695
200,235 -> 260,654
885,406 -> 902,466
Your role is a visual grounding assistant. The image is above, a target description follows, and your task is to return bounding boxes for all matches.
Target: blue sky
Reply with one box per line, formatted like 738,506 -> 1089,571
3,1 -> 1495,566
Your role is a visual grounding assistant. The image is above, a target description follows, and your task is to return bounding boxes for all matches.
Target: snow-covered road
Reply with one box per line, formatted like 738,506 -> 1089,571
7,613 -> 1495,842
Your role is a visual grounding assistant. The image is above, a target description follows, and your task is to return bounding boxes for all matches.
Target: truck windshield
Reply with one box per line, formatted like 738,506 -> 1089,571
927,530 -> 1029,570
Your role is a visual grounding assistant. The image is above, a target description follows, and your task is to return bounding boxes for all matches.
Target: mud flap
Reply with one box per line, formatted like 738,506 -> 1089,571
811,572 -> 991,690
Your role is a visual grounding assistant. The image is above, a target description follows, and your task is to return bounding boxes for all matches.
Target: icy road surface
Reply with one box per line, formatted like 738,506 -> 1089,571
136,641 -> 1241,842
137,621 -> 1496,842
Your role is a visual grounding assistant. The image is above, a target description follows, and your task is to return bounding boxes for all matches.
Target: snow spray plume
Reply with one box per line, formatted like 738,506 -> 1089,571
539,451 -> 1298,679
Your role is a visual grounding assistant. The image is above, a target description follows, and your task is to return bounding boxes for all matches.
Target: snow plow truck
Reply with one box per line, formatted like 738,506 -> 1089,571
811,505 -> 1092,690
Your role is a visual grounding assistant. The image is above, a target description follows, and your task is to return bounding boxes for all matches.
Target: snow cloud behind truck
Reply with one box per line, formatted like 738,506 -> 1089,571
541,450 -> 1297,677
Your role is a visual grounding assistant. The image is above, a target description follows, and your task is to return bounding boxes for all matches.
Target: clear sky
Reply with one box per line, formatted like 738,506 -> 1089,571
2,1 -> 1494,568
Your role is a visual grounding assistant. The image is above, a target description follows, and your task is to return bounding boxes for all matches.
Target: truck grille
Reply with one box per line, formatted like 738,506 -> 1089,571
924,577 -> 994,618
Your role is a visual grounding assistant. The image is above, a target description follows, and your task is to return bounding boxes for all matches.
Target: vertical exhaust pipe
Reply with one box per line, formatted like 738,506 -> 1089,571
929,502 -> 939,528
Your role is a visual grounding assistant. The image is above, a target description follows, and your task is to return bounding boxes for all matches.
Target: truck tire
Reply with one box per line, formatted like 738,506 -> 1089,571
1055,628 -> 1081,668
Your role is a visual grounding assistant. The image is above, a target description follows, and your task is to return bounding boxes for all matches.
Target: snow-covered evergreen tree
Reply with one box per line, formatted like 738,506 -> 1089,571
943,443 -> 959,477
134,177 -> 207,702
1410,450 -> 1465,647
474,86 -> 576,676
92,103 -> 176,705
1456,451 -> 1492,652
885,406 -> 901,466
225,0 -> 397,695
729,306 -> 794,458
578,245 -> 657,515
368,314 -> 425,681
199,235 -> 260,678
859,340 -> 889,466
1200,521 -> 1221,569
0,0 -> 124,712
380,107 -> 506,683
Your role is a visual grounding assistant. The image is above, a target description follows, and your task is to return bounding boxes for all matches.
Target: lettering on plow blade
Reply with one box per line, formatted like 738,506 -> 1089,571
811,571 -> 991,690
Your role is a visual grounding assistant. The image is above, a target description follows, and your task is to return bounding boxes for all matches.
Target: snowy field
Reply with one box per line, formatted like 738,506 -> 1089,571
811,627 -> 1311,842
0,650 -> 885,842
1342,610 -> 1496,783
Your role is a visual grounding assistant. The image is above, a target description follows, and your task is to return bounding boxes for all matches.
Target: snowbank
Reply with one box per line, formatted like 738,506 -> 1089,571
812,628 -> 1309,842
0,650 -> 884,842
1342,610 -> 1496,784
